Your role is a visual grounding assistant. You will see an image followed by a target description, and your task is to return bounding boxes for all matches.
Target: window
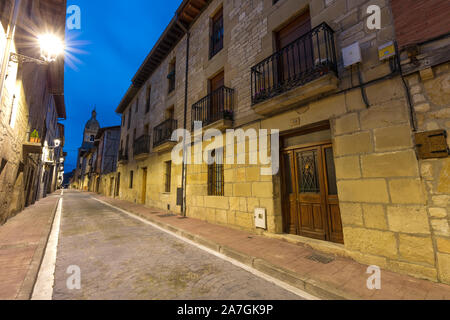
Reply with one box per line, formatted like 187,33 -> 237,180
208,149 -> 224,196
90,135 -> 95,142
125,135 -> 129,155
128,108 -> 132,129
145,86 -> 151,113
129,171 -> 134,188
210,9 -> 223,58
168,60 -> 176,93
135,98 -> 139,113
122,115 -> 125,127
165,161 -> 172,193
144,124 -> 149,135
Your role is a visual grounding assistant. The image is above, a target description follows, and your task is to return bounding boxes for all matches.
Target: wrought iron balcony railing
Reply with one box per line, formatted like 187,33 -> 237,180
251,22 -> 337,105
191,86 -> 234,129
133,134 -> 151,156
153,119 -> 178,147
118,149 -> 128,162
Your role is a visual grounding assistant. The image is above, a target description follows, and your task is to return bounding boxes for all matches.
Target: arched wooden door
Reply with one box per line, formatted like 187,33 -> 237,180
281,142 -> 343,244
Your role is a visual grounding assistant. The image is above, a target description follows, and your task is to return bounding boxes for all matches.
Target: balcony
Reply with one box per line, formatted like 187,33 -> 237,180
153,119 -> 178,153
133,134 -> 151,160
191,86 -> 234,131
23,131 -> 43,154
118,149 -> 128,163
251,23 -> 338,115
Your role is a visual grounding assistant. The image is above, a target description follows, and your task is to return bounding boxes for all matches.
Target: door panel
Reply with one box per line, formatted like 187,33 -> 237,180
209,71 -> 224,123
276,11 -> 312,83
281,142 -> 343,244
295,147 -> 327,240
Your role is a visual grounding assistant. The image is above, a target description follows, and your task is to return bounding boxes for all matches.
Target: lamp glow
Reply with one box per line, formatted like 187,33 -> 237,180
38,34 -> 64,62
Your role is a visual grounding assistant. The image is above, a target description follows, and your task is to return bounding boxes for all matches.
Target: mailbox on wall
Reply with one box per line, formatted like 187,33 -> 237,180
415,130 -> 449,159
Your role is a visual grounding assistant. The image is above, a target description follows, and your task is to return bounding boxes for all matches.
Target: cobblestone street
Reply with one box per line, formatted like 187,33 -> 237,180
52,191 -> 302,300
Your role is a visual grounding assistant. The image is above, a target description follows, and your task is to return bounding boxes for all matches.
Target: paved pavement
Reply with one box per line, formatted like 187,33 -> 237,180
52,190 -> 302,300
93,192 -> 450,300
0,194 -> 60,300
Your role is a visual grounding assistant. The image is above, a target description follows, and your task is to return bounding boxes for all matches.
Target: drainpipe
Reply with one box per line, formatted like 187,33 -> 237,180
0,0 -> 21,109
176,17 -> 190,217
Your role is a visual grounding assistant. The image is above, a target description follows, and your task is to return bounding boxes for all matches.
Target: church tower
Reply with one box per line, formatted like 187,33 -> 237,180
81,109 -> 100,149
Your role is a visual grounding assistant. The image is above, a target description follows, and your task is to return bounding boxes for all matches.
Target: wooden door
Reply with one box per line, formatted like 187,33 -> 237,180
281,143 -> 343,244
209,71 -> 224,122
276,11 -> 312,83
322,145 -> 343,243
141,168 -> 147,204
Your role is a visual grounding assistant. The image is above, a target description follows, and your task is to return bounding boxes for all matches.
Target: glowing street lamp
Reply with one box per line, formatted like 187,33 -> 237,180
38,34 -> 65,62
10,33 -> 64,65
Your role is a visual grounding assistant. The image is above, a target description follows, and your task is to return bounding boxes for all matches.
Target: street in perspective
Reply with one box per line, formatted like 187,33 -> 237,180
1,0 -> 450,311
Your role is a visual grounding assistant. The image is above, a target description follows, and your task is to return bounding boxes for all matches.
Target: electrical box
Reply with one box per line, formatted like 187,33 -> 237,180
342,42 -> 362,68
415,130 -> 449,159
378,41 -> 396,61
254,208 -> 267,229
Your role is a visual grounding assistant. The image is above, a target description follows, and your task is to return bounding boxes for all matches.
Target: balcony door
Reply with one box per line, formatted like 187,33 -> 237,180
209,71 -> 224,124
276,10 -> 312,84
281,142 -> 343,244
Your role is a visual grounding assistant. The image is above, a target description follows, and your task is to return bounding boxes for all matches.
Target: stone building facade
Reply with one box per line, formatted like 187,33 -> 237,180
111,0 -> 450,284
0,0 -> 66,223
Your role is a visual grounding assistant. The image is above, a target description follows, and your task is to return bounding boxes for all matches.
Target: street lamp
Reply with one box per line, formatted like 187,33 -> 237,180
9,33 -> 64,65
38,34 -> 65,62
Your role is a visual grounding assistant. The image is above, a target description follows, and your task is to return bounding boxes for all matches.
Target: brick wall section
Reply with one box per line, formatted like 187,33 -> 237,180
391,0 -> 450,48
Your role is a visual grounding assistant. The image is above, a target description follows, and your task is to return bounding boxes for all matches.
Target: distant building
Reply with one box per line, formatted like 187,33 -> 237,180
72,110 -> 100,190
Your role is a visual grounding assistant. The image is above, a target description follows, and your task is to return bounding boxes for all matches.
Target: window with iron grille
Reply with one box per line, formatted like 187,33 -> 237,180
165,161 -> 172,193
210,9 -> 223,58
207,149 -> 224,196
129,170 -> 134,189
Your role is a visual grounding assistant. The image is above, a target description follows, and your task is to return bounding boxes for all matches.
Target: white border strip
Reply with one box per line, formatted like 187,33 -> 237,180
31,196 -> 63,300
92,197 -> 320,300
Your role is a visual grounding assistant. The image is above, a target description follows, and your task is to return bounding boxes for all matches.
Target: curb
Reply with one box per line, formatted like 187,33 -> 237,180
101,197 -> 358,300
16,193 -> 61,300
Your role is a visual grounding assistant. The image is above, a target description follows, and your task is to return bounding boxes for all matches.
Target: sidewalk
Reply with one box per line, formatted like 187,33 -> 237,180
94,193 -> 450,300
0,193 -> 60,300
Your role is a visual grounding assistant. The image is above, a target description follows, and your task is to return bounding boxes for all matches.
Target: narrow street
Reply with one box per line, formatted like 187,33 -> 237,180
51,190 -> 302,300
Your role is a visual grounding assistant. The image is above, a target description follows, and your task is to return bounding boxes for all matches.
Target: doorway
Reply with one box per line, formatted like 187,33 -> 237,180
281,134 -> 343,244
209,71 -> 224,123
141,167 -> 147,204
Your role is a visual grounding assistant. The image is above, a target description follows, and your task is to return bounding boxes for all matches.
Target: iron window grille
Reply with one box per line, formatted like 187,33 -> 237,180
191,86 -> 234,129
153,118 -> 178,147
133,134 -> 151,156
207,150 -> 224,196
251,22 -> 337,105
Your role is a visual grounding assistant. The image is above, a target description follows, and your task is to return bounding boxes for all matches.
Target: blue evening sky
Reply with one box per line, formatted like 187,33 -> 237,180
63,0 -> 181,171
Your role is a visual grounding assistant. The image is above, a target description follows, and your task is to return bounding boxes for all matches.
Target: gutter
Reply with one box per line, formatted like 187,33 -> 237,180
175,17 -> 190,217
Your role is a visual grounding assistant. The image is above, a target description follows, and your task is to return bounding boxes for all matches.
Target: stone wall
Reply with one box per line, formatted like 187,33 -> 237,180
113,0 -> 450,283
406,62 -> 450,283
